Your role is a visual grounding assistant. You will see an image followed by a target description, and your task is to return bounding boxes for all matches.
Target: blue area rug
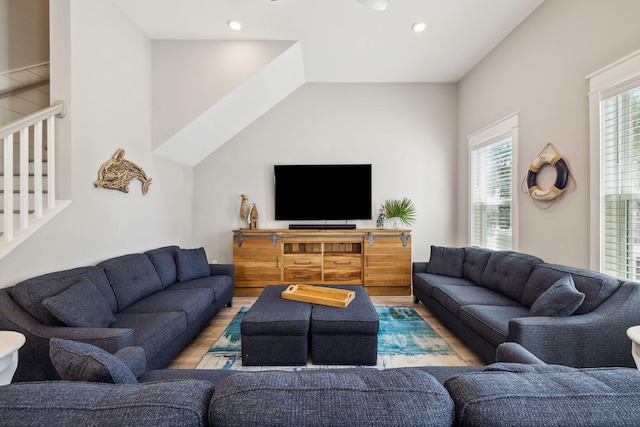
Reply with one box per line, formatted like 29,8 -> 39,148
196,306 -> 467,370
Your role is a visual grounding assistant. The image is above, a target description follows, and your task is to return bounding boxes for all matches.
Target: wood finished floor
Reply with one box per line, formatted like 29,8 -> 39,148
168,295 -> 485,369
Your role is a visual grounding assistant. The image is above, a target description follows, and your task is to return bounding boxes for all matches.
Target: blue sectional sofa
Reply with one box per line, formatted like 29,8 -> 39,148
0,245 -> 234,382
413,246 -> 640,368
1,339 -> 640,426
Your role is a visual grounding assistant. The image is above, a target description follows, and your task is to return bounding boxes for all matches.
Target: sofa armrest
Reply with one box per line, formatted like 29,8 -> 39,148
209,263 -> 234,277
495,342 -> 546,364
0,290 -> 137,381
509,281 -> 640,368
412,262 -> 428,275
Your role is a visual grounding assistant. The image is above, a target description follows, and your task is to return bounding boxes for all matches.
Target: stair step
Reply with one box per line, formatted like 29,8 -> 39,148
0,210 -> 35,214
0,175 -> 49,192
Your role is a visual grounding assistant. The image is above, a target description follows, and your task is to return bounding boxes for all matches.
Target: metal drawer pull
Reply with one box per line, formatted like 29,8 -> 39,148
293,275 -> 311,279
294,261 -> 312,265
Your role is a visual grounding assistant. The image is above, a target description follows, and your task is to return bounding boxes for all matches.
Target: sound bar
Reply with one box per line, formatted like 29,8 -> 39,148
289,224 -> 357,230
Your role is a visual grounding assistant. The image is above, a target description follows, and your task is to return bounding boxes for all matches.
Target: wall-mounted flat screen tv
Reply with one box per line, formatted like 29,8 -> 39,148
274,164 -> 372,221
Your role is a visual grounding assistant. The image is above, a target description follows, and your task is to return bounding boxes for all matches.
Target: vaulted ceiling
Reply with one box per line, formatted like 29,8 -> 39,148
111,0 -> 545,165
113,0 -> 545,83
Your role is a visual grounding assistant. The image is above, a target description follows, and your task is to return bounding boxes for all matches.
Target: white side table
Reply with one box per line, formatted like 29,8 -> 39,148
0,331 -> 26,384
627,326 -> 640,370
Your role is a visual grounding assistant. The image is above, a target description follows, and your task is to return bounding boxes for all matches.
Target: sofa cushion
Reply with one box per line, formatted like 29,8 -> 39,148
0,380 -> 213,426
209,368 -> 454,427
462,246 -> 494,285
426,246 -> 464,278
145,246 -> 179,289
11,266 -> 117,326
432,284 -> 520,318
413,273 -> 476,298
121,288 -> 214,323
49,338 -> 138,384
460,305 -> 531,347
522,263 -> 621,314
444,367 -> 640,427
112,311 -> 187,360
43,277 -> 116,328
481,251 -> 543,303
176,247 -> 210,282
529,274 -> 585,317
168,274 -> 234,305
98,254 -> 163,311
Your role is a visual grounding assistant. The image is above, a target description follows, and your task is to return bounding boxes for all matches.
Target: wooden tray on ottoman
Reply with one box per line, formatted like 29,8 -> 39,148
282,284 -> 355,308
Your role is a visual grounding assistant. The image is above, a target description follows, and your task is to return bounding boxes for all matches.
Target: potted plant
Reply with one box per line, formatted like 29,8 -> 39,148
382,198 -> 416,229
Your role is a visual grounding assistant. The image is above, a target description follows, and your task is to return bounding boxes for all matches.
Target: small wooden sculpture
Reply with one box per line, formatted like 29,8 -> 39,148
94,149 -> 152,195
240,194 -> 250,222
249,204 -> 259,229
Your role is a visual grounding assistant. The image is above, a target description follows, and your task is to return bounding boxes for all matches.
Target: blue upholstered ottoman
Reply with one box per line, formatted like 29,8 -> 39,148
241,285 -> 312,366
311,285 -> 379,365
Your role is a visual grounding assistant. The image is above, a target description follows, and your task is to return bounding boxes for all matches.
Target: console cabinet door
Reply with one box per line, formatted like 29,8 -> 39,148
233,233 -> 282,296
363,233 -> 411,295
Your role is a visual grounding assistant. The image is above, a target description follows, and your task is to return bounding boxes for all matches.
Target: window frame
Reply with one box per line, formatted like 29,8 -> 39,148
588,49 -> 640,274
467,113 -> 519,250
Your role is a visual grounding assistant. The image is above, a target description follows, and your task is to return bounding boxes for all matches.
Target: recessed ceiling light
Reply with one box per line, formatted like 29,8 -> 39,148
227,20 -> 242,31
412,21 -> 427,33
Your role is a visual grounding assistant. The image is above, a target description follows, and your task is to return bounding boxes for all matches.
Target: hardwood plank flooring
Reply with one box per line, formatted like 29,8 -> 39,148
168,295 -> 485,369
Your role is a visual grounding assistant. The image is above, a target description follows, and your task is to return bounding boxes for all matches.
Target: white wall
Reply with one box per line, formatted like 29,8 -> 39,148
151,40 -> 295,150
457,0 -> 640,268
193,82 -> 458,264
0,0 -> 193,288
0,0 -> 49,73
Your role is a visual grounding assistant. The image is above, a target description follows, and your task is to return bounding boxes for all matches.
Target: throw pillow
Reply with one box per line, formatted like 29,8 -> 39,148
530,274 -> 585,317
426,246 -> 465,278
49,338 -> 138,384
176,247 -> 210,282
43,277 -> 116,328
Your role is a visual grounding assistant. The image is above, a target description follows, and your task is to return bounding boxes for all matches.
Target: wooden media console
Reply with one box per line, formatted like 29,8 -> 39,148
232,228 -> 411,296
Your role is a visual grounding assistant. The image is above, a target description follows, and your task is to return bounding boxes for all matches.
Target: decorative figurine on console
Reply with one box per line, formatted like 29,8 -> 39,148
249,204 -> 259,229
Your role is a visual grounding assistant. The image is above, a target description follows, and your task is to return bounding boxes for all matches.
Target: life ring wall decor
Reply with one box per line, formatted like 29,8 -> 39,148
521,143 -> 576,209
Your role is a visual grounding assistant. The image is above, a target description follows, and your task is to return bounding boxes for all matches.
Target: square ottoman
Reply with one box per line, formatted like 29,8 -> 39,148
311,285 -> 379,365
241,285 -> 312,366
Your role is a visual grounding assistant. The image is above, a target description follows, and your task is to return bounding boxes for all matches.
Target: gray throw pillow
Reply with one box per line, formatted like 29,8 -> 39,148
43,277 -> 116,328
530,274 -> 585,317
176,247 -> 211,282
49,338 -> 138,384
426,246 -> 465,278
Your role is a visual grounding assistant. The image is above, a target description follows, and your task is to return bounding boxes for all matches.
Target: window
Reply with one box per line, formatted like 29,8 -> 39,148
468,114 -> 518,250
588,49 -> 640,279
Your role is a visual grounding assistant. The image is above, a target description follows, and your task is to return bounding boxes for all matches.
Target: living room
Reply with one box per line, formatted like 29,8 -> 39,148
3,1 -> 640,424
0,0 -> 638,289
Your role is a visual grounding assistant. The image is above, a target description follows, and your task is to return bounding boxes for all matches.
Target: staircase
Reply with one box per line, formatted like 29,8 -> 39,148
0,63 -> 70,260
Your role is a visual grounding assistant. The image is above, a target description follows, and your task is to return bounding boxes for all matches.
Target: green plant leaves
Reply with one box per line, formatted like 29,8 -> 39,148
383,197 -> 416,227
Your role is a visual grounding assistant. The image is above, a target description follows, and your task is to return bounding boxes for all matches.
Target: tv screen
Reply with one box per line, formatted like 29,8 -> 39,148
274,164 -> 372,221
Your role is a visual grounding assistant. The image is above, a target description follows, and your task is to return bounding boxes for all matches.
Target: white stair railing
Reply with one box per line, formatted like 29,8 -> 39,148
0,101 -> 67,243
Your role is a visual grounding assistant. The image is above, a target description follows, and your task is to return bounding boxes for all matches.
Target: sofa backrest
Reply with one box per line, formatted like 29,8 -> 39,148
522,263 -> 621,314
444,365 -> 640,427
0,380 -> 213,426
209,368 -> 454,427
481,251 -> 543,303
145,245 -> 179,289
11,266 -> 117,326
462,246 -> 494,285
97,254 -> 163,311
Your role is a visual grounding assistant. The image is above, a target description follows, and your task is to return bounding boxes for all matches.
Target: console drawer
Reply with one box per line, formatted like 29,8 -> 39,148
324,254 -> 362,270
284,268 -> 322,283
324,269 -> 362,282
284,254 -> 322,268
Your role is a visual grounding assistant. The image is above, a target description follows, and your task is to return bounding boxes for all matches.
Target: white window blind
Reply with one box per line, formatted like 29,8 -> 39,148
470,136 -> 513,250
601,85 -> 640,280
